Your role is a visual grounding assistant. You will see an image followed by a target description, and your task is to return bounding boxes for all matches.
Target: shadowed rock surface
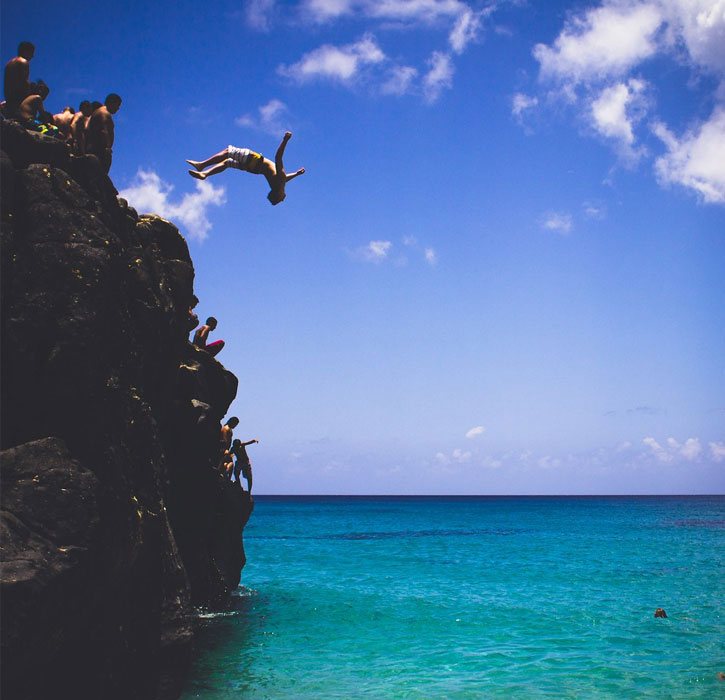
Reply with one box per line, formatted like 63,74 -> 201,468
0,119 -> 253,700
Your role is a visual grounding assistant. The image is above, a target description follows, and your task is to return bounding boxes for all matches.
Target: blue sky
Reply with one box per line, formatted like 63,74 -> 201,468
4,0 -> 724,494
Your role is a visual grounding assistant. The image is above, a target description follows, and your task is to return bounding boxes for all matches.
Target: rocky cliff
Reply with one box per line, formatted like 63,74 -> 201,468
0,119 -> 253,700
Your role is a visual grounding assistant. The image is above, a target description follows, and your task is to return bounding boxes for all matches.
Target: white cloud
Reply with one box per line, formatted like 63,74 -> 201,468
278,34 -> 385,84
423,51 -> 454,102
643,436 -> 673,461
367,0 -> 466,23
245,0 -> 276,30
590,78 -> 648,160
680,437 -> 702,460
452,447 -> 472,462
424,247 -> 437,265
644,435 -> 707,462
709,440 -> 725,462
236,98 -> 290,135
302,0 -> 467,24
465,425 -> 485,439
652,105 -> 725,203
541,211 -> 573,234
583,202 -> 606,219
449,8 -> 482,54
303,0 -> 355,22
664,0 -> 725,75
358,239 -> 393,262
380,65 -> 418,95
533,2 -> 663,84
512,92 -> 538,119
119,169 -> 226,242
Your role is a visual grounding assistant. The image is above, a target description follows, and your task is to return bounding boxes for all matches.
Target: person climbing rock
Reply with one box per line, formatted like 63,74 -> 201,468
231,437 -> 258,494
218,417 -> 239,472
186,131 -> 305,205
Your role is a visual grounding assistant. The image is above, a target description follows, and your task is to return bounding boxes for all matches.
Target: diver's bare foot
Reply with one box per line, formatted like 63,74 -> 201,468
188,169 -> 206,180
186,159 -> 203,170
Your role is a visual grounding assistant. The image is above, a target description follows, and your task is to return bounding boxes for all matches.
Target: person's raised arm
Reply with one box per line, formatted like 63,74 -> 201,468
242,440 -> 259,446
275,131 -> 292,175
285,167 -> 305,183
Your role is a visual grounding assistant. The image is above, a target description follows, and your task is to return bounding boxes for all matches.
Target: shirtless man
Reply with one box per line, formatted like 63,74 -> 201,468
231,438 -> 258,493
192,316 -> 225,357
87,93 -> 122,173
3,42 -> 34,116
70,101 -> 93,154
218,417 -> 239,471
18,81 -> 50,121
187,131 -> 305,205
53,106 -> 75,143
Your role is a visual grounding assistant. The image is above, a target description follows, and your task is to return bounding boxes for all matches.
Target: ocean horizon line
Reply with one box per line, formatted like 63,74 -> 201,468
252,493 -> 725,499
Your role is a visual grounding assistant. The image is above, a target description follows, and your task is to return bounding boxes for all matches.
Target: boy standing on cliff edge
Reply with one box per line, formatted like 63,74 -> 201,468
186,131 -> 305,205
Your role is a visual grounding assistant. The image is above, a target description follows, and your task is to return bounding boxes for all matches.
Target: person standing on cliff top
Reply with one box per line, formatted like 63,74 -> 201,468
53,105 -> 75,143
231,438 -> 258,494
186,131 -> 305,205
192,316 -> 225,357
70,101 -> 92,153
3,42 -> 34,116
87,93 -> 122,173
219,417 -> 239,471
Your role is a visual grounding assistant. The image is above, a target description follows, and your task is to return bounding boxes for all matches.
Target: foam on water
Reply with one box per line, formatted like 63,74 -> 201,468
181,496 -> 725,699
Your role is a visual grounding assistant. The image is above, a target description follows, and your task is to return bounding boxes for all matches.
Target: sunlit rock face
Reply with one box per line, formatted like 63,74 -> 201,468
1,120 -> 252,700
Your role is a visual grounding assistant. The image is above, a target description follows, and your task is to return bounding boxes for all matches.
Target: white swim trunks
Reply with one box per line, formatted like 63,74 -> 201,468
226,146 -> 264,173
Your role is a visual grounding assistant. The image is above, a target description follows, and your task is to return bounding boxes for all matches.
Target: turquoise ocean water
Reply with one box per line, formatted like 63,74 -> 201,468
181,496 -> 725,699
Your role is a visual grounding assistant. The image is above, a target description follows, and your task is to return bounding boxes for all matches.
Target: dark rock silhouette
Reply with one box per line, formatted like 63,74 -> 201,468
0,119 -> 253,700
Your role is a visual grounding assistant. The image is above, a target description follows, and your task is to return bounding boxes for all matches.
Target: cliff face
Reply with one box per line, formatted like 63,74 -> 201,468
0,120 -> 253,700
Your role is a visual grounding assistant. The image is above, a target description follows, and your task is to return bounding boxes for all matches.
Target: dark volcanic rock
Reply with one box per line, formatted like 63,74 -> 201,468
0,119 -> 253,700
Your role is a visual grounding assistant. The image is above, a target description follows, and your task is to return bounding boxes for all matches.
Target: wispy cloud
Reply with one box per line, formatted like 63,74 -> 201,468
424,247 -> 437,265
423,50 -> 454,102
236,98 -> 290,135
449,8 -> 484,54
380,65 -> 418,95
710,441 -> 725,463
511,92 -> 538,121
119,169 -> 226,242
465,425 -> 486,439
356,239 -> 393,262
245,0 -> 277,31
541,211 -> 573,235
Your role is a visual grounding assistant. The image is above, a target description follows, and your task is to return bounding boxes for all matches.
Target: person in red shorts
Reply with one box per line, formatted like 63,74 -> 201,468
193,316 -> 224,357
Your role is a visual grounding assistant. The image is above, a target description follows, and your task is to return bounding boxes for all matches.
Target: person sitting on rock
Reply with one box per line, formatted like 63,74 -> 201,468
218,417 -> 239,471
231,437 -> 258,494
17,80 -> 60,137
192,316 -> 224,357
3,41 -> 34,116
186,131 -> 305,206
70,101 -> 92,154
87,93 -> 122,173
53,105 -> 75,143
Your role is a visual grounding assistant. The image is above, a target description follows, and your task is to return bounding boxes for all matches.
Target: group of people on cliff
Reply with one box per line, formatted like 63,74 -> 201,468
2,41 -> 122,173
189,311 -> 257,495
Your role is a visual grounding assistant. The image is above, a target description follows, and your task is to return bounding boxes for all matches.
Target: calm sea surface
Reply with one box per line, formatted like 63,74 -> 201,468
180,496 -> 725,699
